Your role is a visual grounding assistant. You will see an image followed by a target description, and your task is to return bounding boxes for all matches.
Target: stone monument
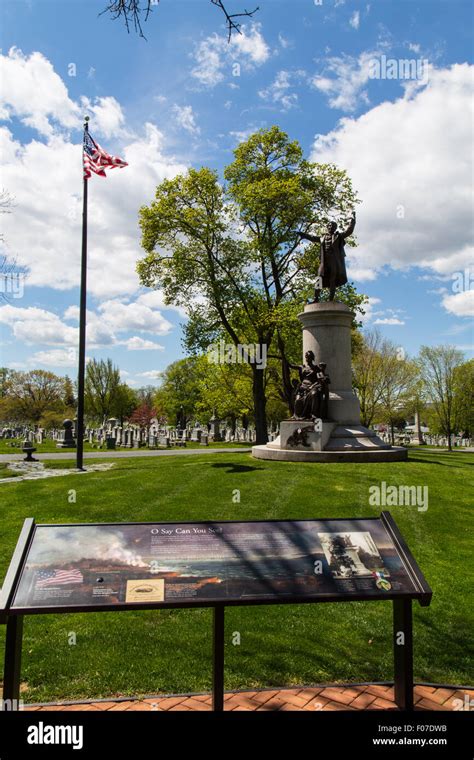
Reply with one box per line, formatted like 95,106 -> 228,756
253,301 -> 407,462
253,211 -> 406,462
56,419 -> 76,449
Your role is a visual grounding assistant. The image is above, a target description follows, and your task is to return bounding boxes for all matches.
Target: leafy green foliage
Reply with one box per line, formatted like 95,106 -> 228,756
138,127 -> 366,437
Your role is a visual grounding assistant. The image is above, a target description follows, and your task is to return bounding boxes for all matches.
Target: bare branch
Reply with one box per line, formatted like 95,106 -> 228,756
100,0 -> 259,41
99,0 -> 153,39
210,0 -> 260,42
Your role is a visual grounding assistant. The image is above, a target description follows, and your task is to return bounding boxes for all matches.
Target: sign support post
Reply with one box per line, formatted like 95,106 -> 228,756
393,598 -> 414,710
2,615 -> 23,707
212,605 -> 225,712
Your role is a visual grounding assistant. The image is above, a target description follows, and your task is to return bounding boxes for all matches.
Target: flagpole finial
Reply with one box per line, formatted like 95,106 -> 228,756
83,115 -> 90,130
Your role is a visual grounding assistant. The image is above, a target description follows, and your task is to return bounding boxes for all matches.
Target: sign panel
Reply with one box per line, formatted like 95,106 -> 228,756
10,517 -> 424,611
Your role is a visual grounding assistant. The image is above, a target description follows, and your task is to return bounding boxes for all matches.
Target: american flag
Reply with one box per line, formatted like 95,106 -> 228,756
36,568 -> 84,588
83,130 -> 128,180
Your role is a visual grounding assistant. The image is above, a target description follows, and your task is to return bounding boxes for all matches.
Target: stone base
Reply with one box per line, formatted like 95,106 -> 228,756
272,420 -> 335,451
252,421 -> 407,463
252,444 -> 407,462
324,425 -> 391,451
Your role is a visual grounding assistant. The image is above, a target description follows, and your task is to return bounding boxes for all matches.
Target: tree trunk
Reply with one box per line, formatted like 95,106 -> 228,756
277,332 -> 294,414
447,427 -> 452,451
252,366 -> 268,444
390,421 -> 395,446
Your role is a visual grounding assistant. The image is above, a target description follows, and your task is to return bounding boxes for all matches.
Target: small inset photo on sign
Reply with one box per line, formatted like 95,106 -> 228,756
125,579 -> 164,603
318,532 -> 389,579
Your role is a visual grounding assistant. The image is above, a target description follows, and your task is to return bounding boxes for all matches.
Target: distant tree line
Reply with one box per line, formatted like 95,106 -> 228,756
0,343 -> 471,451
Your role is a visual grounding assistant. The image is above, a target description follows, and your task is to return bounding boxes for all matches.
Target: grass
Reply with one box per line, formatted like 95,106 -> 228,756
0,464 -> 21,480
0,448 -> 472,703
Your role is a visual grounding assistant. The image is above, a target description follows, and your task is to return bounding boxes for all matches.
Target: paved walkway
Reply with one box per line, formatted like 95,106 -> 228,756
0,448 -> 250,463
23,684 -> 474,712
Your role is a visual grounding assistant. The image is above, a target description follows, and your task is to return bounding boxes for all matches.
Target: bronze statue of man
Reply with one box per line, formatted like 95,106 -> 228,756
298,211 -> 356,302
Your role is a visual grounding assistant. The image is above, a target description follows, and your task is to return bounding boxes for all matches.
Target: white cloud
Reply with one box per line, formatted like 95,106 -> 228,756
124,336 -> 165,351
172,104 -> 200,135
259,70 -> 305,111
97,299 -> 172,335
349,11 -> 360,30
136,290 -> 186,316
311,65 -> 474,285
29,348 -> 80,367
441,290 -> 474,318
311,51 -> 375,111
0,50 -> 187,301
137,370 -> 163,379
229,128 -> 255,143
373,317 -> 405,325
278,33 -> 291,50
191,36 -> 225,88
80,96 -> 126,139
0,292 -> 174,358
191,24 -> 270,89
360,296 -> 381,324
0,305 -> 78,346
233,24 -> 270,64
0,47 -> 79,137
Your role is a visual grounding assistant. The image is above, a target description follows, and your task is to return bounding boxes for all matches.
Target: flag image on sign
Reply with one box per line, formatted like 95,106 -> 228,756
36,569 -> 84,588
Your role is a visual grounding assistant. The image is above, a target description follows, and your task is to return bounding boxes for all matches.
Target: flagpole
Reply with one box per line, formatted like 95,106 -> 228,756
76,116 -> 89,470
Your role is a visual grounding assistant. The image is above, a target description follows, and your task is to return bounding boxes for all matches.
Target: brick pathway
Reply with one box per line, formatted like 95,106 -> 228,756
23,684 -> 474,712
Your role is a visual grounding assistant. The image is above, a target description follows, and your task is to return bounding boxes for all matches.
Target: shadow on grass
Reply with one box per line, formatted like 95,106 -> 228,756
211,462 -> 264,474
408,456 -> 473,468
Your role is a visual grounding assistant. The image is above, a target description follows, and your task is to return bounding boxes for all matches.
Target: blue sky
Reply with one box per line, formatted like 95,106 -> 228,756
1,0 -> 473,386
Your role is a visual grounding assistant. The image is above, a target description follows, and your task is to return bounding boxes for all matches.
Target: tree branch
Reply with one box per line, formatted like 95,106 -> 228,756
211,0 -> 260,42
100,0 -> 259,41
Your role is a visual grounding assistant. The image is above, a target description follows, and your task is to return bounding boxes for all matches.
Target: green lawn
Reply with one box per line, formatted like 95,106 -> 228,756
0,448 -> 472,703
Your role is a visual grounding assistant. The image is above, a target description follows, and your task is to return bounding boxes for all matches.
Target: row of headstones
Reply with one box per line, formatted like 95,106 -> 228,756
379,431 -> 472,447
1,421 -> 269,448
83,423 -> 258,448
1,426 -> 44,443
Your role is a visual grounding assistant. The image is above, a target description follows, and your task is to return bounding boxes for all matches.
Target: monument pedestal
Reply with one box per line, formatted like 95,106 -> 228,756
252,302 -> 407,463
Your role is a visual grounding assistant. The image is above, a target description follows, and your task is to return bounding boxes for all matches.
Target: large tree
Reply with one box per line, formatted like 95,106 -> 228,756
453,359 -> 474,437
2,370 -> 65,423
353,330 -> 390,427
418,345 -> 465,451
378,356 -> 419,444
138,126 -> 361,443
84,358 -> 122,423
113,383 -> 139,425
153,358 -> 202,427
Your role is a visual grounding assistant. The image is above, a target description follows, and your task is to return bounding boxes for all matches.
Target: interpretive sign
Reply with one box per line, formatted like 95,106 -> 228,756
0,513 -> 432,711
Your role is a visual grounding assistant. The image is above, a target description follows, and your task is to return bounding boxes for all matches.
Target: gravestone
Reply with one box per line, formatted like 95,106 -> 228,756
56,419 -> 76,449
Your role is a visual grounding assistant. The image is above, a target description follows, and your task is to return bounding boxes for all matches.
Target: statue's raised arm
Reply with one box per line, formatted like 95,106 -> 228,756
341,210 -> 356,239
